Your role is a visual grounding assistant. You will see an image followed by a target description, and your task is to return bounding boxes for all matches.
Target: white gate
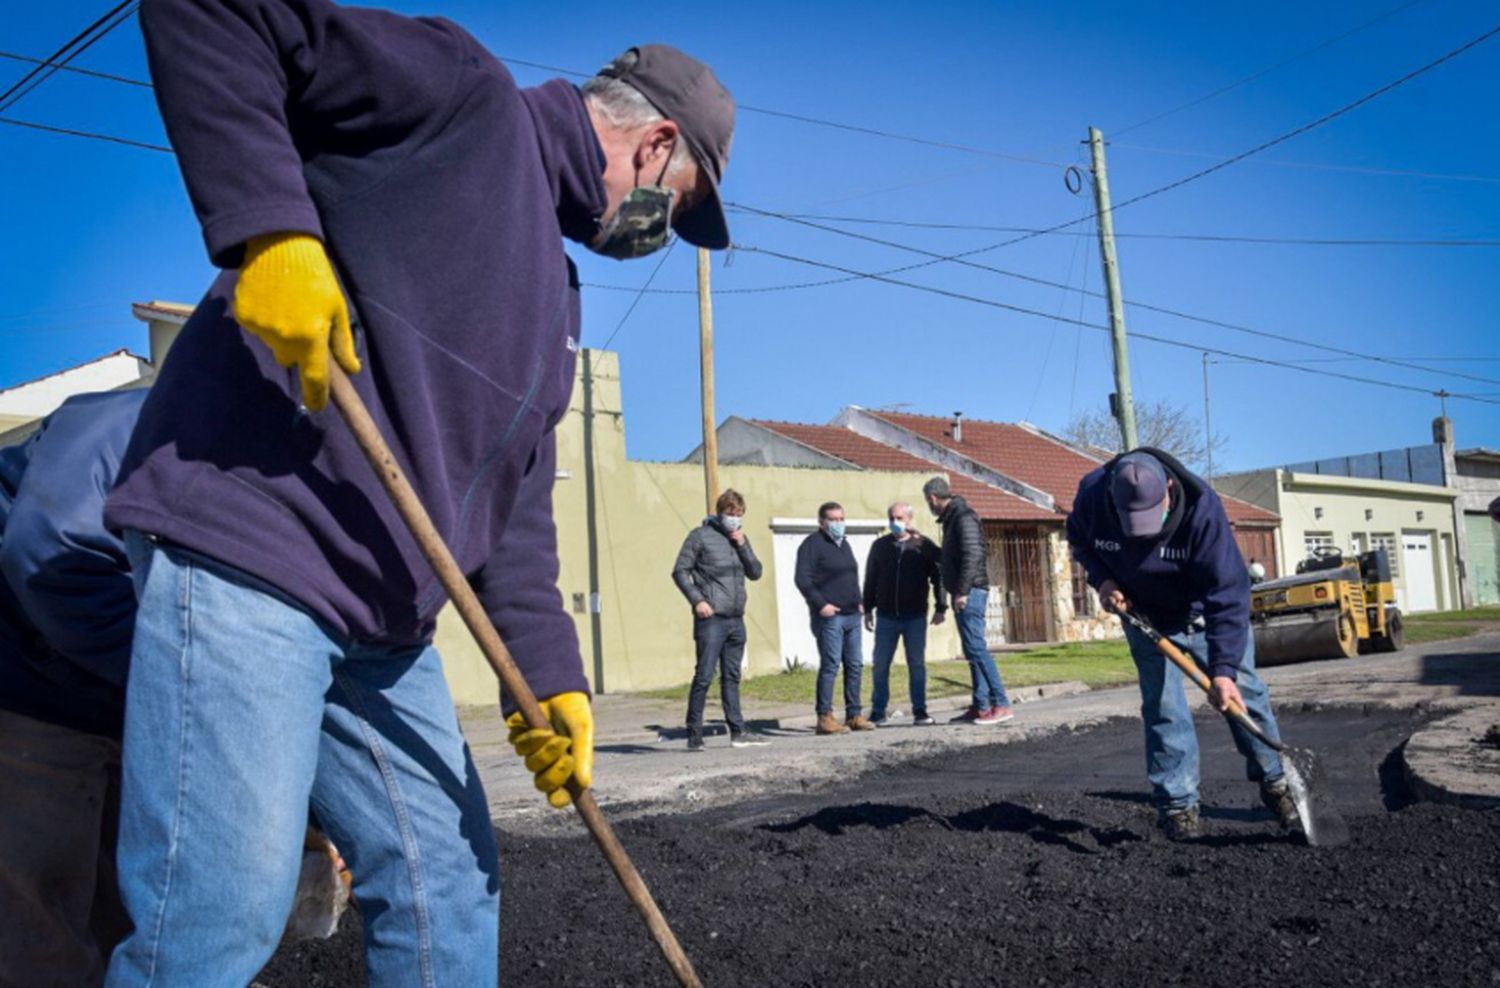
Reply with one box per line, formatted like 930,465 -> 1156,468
769,518 -> 883,672
1401,531 -> 1438,613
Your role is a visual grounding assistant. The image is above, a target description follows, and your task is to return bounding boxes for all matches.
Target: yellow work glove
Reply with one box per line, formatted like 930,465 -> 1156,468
505,691 -> 594,809
233,232 -> 361,411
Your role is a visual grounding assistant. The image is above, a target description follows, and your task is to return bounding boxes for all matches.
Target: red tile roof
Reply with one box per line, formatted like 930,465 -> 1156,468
865,412 -> 1278,526
751,420 -> 1058,523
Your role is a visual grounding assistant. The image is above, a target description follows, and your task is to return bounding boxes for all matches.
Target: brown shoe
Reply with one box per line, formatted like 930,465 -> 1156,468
816,713 -> 849,735
846,715 -> 877,731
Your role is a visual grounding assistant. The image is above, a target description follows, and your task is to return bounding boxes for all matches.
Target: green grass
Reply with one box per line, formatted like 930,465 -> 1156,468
1403,621 -> 1486,645
634,639 -> 1137,705
1407,606 -> 1500,623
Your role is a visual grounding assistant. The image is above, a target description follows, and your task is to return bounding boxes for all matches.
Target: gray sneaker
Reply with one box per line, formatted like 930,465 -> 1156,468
687,733 -> 705,752
730,731 -> 771,748
911,711 -> 936,726
1161,806 -> 1201,842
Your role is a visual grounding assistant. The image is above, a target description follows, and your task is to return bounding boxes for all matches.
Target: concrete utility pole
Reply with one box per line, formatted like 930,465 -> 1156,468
1088,127 -> 1139,451
697,247 -> 721,515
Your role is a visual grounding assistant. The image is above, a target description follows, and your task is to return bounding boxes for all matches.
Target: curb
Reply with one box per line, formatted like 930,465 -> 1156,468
1401,705 -> 1500,811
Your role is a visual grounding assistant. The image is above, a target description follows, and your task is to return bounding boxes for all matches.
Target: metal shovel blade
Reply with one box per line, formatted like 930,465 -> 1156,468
1282,747 -> 1350,848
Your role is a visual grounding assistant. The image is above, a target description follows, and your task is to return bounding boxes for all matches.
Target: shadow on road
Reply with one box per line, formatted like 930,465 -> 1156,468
1418,652 -> 1500,697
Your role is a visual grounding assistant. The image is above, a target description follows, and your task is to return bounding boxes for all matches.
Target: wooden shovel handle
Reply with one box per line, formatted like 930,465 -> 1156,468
328,366 -> 704,988
1133,616 -> 1283,753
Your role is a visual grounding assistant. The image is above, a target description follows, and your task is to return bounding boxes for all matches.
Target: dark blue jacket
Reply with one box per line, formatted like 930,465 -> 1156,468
1066,447 -> 1251,679
794,531 -> 862,617
105,0 -> 602,704
0,390 -> 146,737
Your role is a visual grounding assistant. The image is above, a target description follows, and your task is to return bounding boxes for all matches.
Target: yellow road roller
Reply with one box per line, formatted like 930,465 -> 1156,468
1251,548 -> 1403,665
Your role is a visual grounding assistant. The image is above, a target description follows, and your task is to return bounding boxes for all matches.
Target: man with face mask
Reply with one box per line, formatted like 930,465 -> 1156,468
671,489 -> 766,751
794,502 -> 874,735
103,2 -> 734,983
1066,449 -> 1297,841
861,501 -> 946,725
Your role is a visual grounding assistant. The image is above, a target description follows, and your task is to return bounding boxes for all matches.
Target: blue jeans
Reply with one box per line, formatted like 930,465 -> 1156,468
686,615 -> 746,735
956,588 -> 1008,711
107,535 -> 500,988
812,612 -> 863,719
1123,621 -> 1284,813
870,612 -> 928,718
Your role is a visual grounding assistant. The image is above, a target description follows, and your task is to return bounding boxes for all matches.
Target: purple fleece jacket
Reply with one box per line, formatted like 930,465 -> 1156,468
106,0 -> 606,704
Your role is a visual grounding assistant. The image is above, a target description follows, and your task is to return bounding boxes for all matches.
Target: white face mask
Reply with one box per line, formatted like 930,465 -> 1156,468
719,514 -> 742,533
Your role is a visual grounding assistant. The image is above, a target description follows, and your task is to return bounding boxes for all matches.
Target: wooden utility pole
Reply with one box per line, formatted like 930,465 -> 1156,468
1202,352 -> 1214,483
1088,127 -> 1139,451
697,248 -> 721,515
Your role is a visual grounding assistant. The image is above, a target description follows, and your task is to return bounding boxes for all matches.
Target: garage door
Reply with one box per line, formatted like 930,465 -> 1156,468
1465,512 -> 1500,606
770,518 -> 883,671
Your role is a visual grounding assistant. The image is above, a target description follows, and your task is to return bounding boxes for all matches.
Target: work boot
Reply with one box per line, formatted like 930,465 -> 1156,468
1160,806 -> 1201,842
846,715 -> 877,731
1260,779 -> 1301,830
817,713 -> 850,735
949,705 -> 980,724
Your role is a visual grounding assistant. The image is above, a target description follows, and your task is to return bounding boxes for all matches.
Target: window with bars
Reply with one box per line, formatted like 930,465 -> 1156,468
1371,533 -> 1399,578
1070,560 -> 1095,618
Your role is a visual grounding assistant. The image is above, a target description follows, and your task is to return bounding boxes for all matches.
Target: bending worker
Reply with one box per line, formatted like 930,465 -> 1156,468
105,0 -> 735,982
1066,449 -> 1299,841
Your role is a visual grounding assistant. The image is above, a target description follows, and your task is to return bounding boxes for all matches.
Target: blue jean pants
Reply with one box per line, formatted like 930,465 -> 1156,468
107,535 -> 500,988
956,588 -> 1008,711
1123,621 -> 1285,813
686,615 -> 747,735
870,612 -> 928,718
812,612 -> 863,719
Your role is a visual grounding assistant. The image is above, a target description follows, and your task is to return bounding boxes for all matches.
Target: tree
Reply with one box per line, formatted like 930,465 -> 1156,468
1064,399 -> 1227,471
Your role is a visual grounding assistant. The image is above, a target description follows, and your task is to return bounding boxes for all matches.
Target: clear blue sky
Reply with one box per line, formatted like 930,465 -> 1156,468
2,1 -> 1497,470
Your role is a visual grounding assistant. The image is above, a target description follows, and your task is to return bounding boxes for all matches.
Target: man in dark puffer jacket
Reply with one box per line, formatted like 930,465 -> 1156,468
671,489 -> 765,750
923,478 -> 1013,725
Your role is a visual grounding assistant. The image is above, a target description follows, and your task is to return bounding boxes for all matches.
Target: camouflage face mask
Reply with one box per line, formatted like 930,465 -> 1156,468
592,149 -> 676,260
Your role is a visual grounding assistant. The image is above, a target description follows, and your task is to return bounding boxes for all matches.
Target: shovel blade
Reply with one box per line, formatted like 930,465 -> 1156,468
1282,747 -> 1349,848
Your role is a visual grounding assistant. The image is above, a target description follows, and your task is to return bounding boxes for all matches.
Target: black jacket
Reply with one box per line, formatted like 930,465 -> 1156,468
937,496 -> 989,597
794,531 -> 861,616
671,518 -> 762,618
862,533 -> 946,617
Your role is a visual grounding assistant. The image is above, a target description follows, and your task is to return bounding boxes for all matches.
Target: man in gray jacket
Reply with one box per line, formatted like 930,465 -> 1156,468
672,490 -> 767,750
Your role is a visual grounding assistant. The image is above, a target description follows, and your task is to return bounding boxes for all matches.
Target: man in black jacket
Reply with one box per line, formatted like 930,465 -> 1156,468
862,501 -> 946,725
671,489 -> 766,751
924,478 -> 1013,725
794,502 -> 875,735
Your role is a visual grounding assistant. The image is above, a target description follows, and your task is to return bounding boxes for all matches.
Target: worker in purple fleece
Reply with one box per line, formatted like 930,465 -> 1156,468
1067,449 -> 1297,842
104,1 -> 734,983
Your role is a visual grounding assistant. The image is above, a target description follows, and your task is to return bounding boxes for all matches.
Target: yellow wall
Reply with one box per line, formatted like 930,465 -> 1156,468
438,349 -> 957,702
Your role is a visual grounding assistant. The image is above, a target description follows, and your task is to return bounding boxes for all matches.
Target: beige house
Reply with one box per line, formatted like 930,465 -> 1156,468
1214,468 -> 1461,614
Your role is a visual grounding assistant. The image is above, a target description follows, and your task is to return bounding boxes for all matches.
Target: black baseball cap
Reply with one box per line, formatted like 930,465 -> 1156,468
1111,452 -> 1170,538
597,44 -> 734,250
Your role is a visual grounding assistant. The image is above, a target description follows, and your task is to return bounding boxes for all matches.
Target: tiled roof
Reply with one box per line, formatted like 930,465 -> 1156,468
752,420 -> 1059,523
866,412 -> 1279,525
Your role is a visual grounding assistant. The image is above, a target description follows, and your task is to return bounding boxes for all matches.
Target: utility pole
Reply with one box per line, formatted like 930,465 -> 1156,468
697,248 -> 721,515
1088,127 -> 1138,451
1201,352 -> 1214,483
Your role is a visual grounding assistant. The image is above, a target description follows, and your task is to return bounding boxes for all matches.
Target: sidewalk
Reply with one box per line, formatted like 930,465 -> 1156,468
461,631 -> 1500,835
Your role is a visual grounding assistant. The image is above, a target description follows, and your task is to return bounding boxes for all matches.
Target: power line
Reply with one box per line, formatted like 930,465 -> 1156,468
496,55 -> 1067,168
1112,0 -> 1429,136
727,201 -> 1500,388
1109,142 -> 1500,185
725,240 -> 1500,406
0,50 -> 150,88
0,2 -> 138,114
0,115 -> 170,152
747,210 -> 1500,248
601,238 -> 678,350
